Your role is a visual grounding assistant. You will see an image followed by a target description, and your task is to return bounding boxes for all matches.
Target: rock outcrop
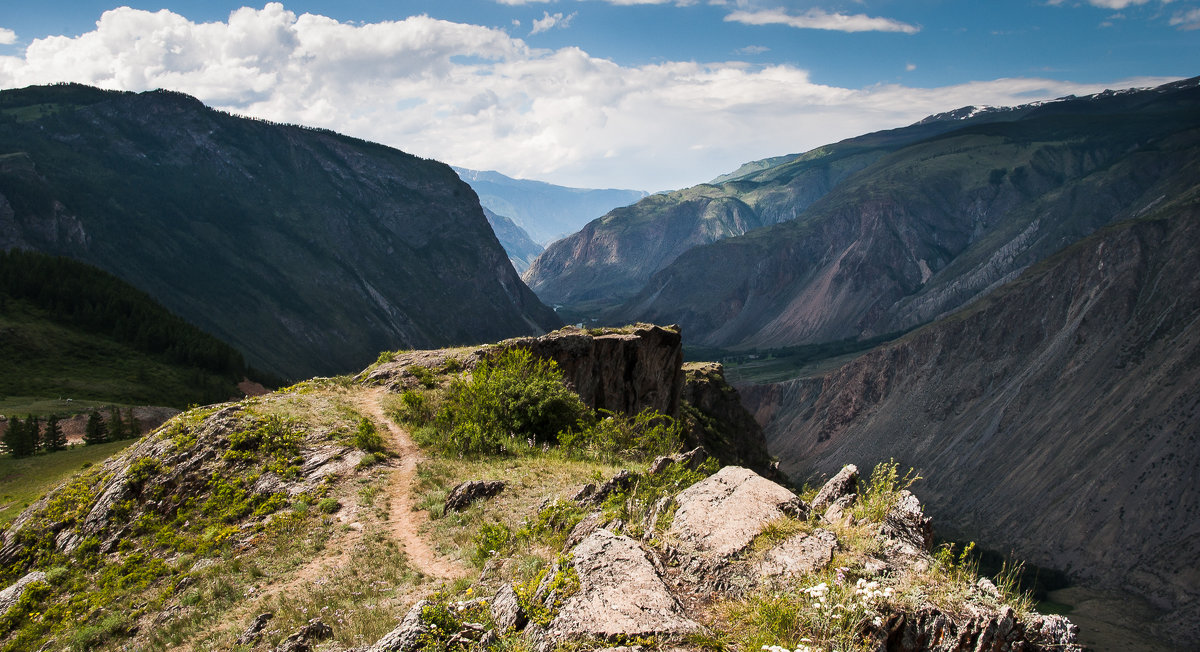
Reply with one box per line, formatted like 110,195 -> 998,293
668,465 -> 805,560
373,462 -> 1083,652
443,480 -> 506,515
541,529 -> 701,647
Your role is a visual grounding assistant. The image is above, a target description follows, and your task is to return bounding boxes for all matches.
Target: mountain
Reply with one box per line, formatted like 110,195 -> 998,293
524,78 -> 1200,341
0,325 -> 1081,651
453,166 -> 647,245
611,77 -> 1200,348
0,249 -> 250,407
740,196 -> 1200,647
0,84 -> 559,380
482,207 -> 542,273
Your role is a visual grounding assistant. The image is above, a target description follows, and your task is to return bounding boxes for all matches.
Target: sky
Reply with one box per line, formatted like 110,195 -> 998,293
0,1 -> 1196,191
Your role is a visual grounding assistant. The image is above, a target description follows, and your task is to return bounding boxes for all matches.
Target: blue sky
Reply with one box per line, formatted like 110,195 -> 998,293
0,1 -> 1195,190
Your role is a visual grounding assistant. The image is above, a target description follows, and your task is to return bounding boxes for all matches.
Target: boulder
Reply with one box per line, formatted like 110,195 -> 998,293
541,529 -> 700,647
370,600 -> 430,652
880,490 -> 934,556
668,466 -> 805,560
823,493 -> 857,524
0,571 -> 46,617
882,604 -> 1083,652
811,464 -> 858,514
491,583 -> 527,632
757,529 -> 838,579
575,470 -> 638,508
234,612 -> 274,647
274,619 -> 333,652
443,480 -> 506,515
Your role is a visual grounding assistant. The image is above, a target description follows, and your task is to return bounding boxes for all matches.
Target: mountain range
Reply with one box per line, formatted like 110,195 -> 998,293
453,166 -> 647,246
525,77 -> 1200,351
0,84 -> 559,380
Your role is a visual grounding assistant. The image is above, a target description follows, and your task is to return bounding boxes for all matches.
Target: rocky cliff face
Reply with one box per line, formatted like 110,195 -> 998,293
365,324 -> 775,473
740,201 -> 1200,646
0,84 -> 559,379
483,207 -> 543,274
618,78 -> 1200,349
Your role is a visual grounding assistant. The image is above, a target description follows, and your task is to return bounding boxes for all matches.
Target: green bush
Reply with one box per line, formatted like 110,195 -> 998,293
317,498 -> 340,514
559,408 -> 682,462
434,348 -> 591,456
352,417 -> 386,453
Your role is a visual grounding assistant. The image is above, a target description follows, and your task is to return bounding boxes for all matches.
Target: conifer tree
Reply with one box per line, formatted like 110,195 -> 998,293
84,410 -> 108,445
42,415 -> 67,452
125,407 -> 139,439
3,415 -> 36,457
3,415 -> 20,457
108,406 -> 124,441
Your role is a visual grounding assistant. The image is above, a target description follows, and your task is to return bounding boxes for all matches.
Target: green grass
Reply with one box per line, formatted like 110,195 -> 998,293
0,300 -> 241,408
0,440 -> 135,527
0,397 -> 133,419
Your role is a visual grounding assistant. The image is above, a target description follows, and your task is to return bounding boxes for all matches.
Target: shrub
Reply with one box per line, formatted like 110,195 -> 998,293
317,498 -> 340,514
559,408 -> 682,462
352,417 -> 386,453
434,348 -> 591,456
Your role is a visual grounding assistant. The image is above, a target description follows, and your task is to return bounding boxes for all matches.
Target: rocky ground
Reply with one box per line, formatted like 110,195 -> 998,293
0,326 -> 1083,651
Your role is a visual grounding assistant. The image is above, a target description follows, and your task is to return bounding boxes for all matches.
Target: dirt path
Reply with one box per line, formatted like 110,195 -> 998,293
354,389 -> 470,580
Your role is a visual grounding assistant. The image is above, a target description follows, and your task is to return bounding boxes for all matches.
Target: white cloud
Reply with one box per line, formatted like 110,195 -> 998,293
1170,8 -> 1200,29
725,8 -> 920,33
531,11 -> 576,35
0,4 -> 1173,190
1048,0 -> 1167,8
0,28 -> 16,46
905,62 -> 917,71
735,45 -> 770,55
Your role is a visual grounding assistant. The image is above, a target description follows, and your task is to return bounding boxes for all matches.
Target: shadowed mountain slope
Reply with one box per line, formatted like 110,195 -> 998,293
0,84 -> 559,379
740,196 -> 1200,646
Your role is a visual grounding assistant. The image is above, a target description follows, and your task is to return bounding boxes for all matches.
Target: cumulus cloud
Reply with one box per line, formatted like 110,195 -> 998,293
725,8 -> 920,33
1170,8 -> 1200,29
531,11 -> 576,35
0,28 -> 16,46
906,62 -> 917,71
0,4 -> 1171,190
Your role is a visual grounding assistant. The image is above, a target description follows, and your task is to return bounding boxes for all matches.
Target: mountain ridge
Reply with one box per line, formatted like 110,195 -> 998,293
0,84 -> 560,380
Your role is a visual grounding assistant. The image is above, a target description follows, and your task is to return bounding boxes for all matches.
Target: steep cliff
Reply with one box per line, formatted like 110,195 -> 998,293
483,207 -> 543,274
741,199 -> 1200,646
0,84 -> 559,379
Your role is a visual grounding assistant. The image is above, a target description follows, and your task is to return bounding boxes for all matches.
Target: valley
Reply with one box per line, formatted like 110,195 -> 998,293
0,72 -> 1197,652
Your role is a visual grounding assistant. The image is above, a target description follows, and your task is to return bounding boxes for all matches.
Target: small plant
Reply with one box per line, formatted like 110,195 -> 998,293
352,417 -> 386,453
852,460 -> 921,523
559,408 -> 682,463
472,522 -> 515,564
317,498 -> 340,514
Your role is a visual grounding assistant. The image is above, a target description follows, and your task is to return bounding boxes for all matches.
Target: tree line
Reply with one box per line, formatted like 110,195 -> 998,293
0,249 -> 248,378
2,407 -> 141,457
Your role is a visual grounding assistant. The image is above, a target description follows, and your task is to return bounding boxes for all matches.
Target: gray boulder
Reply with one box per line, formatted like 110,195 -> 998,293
443,480 -> 505,515
668,466 -> 805,560
370,600 -> 429,652
757,529 -> 838,579
0,571 -> 46,617
541,529 -> 700,647
881,490 -> 934,556
491,583 -> 527,632
810,464 -> 858,514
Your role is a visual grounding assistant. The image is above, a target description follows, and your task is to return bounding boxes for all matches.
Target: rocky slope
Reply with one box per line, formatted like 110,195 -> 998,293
0,326 -> 1080,651
740,198 -> 1200,646
617,77 -> 1200,349
483,207 -> 543,274
453,167 -> 647,246
0,84 -> 559,379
